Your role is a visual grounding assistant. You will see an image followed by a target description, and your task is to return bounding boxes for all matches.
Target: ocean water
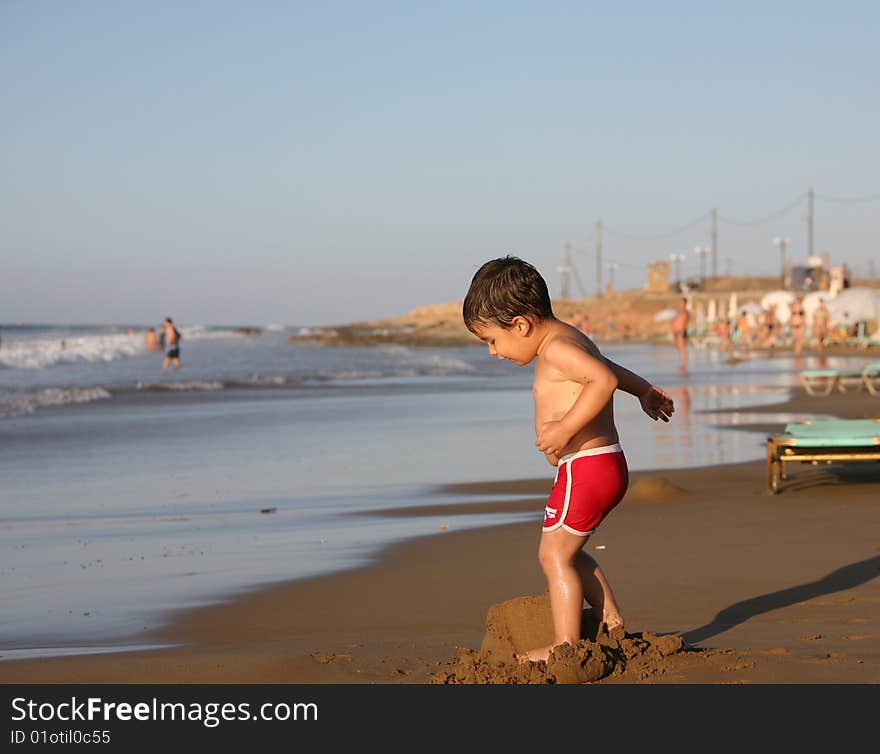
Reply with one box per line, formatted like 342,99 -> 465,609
0,323 -> 863,658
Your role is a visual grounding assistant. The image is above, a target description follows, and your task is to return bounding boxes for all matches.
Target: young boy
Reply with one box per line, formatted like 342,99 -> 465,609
463,256 -> 674,663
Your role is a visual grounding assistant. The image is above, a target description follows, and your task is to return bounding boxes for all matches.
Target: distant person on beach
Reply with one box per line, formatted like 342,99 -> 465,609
788,297 -> 806,356
735,310 -> 754,349
812,299 -> 830,353
671,297 -> 689,373
759,307 -> 778,348
568,310 -> 591,337
145,327 -> 159,351
579,314 -> 591,336
161,318 -> 182,369
463,256 -> 674,663
716,318 -> 732,351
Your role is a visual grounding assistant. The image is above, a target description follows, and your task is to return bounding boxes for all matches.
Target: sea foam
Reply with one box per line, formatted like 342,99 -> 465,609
1,387 -> 112,416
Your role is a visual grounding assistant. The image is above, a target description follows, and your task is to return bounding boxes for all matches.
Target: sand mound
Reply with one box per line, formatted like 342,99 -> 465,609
624,476 -> 690,504
432,594 -> 687,684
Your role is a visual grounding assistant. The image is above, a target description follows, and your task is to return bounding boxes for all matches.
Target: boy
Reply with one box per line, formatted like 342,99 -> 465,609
463,256 -> 674,663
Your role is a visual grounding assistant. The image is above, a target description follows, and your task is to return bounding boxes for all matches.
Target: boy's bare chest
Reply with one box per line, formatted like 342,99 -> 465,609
532,369 -> 581,416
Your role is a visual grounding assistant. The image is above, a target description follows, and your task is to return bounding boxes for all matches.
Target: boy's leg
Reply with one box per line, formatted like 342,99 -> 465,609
518,527 -> 590,663
575,551 -> 624,630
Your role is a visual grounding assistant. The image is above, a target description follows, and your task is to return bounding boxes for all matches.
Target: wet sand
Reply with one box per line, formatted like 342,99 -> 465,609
2,387 -> 878,684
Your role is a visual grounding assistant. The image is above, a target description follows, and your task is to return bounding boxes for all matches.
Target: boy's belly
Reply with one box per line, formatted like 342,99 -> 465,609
534,412 -> 618,462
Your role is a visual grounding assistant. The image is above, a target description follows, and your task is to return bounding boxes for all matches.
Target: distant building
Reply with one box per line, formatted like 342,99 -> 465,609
646,261 -> 670,293
829,265 -> 848,296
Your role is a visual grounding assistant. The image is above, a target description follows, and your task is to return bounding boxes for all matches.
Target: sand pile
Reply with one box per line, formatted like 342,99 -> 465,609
432,594 -> 687,684
624,476 -> 690,504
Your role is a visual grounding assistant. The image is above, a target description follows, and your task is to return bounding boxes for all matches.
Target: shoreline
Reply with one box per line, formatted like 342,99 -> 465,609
2,387 -> 878,684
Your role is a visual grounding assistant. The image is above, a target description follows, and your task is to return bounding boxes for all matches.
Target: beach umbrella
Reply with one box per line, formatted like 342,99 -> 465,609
694,301 -> 706,332
760,290 -> 796,324
828,287 -> 880,326
653,308 -> 677,322
738,302 -> 763,316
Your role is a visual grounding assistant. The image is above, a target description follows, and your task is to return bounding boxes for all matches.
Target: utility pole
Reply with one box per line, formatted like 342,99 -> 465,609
607,262 -> 619,293
595,220 -> 603,297
559,241 -> 586,299
711,208 -> 718,279
669,253 -> 686,290
807,186 -> 814,260
773,236 -> 791,287
694,246 -> 711,288
560,241 -> 572,299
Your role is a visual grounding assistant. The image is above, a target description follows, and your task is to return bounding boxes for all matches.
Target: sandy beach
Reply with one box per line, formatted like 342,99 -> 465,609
2,384 -> 878,685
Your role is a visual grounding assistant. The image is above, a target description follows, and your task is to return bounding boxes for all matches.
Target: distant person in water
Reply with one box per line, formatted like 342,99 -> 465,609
145,327 -> 159,351
162,318 -> 182,369
671,297 -> 689,373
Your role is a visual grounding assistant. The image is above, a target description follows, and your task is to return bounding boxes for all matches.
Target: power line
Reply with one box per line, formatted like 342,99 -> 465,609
815,192 -> 880,204
589,188 -> 878,241
718,193 -> 806,227
603,211 -> 711,241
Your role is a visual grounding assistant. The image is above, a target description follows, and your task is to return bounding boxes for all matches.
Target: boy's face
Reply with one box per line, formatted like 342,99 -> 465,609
470,319 -> 536,366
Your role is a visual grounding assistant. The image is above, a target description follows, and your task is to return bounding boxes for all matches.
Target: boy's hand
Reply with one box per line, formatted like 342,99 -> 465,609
639,386 -> 674,422
535,421 -> 572,458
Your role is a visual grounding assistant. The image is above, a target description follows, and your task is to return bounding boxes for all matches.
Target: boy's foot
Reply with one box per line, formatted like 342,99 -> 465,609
585,606 -> 624,632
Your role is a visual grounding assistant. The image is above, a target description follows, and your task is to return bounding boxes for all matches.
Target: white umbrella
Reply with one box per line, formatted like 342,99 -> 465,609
828,287 -> 880,326
653,308 -> 677,322
760,290 -> 796,324
738,302 -> 763,315
694,302 -> 706,331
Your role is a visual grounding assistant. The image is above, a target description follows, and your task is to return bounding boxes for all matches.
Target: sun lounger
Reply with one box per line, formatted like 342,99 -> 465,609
766,418 -> 880,493
863,363 -> 880,396
800,365 -> 878,396
800,369 -> 841,396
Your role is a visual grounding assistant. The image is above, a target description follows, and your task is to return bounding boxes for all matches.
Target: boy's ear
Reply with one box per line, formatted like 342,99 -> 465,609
510,315 -> 533,336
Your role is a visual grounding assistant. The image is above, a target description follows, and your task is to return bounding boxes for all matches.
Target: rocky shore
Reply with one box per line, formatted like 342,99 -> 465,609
289,276 -> 879,352
288,290 -> 704,348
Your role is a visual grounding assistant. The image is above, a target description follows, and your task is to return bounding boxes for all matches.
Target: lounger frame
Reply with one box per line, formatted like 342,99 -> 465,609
766,419 -> 880,494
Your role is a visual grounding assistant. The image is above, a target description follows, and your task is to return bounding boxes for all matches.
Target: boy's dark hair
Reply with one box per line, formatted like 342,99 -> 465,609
462,256 -> 554,330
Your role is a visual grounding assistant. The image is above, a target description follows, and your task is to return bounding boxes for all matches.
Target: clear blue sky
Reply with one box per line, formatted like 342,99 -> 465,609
2,1 -> 878,326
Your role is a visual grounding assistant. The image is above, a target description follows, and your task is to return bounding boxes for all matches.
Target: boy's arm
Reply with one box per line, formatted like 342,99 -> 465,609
604,357 -> 675,423
534,341 -> 619,459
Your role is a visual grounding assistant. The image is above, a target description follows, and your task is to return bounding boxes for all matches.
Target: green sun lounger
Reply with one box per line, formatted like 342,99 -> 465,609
863,363 -> 880,396
766,418 -> 880,493
800,369 -> 841,396
801,364 -> 880,396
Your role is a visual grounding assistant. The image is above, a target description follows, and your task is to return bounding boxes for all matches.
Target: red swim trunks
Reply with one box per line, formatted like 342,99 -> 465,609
542,444 -> 628,536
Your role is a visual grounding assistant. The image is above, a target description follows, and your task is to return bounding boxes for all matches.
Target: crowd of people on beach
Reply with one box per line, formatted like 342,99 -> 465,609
704,295 -> 833,356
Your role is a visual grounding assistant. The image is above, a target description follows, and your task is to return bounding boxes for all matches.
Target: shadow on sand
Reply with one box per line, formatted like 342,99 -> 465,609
683,554 -> 880,645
